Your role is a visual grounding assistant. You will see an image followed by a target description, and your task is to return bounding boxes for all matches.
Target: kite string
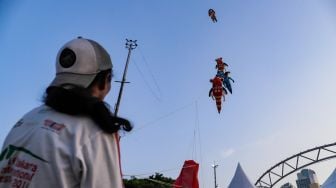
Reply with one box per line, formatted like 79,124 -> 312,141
195,100 -> 205,188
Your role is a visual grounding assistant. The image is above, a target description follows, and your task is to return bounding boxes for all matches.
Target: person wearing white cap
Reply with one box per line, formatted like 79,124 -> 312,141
0,37 -> 132,188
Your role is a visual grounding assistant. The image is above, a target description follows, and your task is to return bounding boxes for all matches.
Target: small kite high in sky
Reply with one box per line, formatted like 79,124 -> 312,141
208,9 -> 217,23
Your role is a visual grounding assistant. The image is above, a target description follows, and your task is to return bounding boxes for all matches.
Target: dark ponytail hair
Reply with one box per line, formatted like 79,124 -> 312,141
44,70 -> 132,133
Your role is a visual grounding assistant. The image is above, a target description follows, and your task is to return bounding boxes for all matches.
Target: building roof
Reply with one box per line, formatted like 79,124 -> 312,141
228,163 -> 256,188
321,168 -> 336,188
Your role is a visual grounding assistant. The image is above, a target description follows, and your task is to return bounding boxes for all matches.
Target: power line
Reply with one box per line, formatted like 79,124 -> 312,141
123,164 -> 198,178
137,46 -> 163,97
132,59 -> 161,102
146,179 -> 181,187
123,101 -> 195,136
123,167 -> 178,178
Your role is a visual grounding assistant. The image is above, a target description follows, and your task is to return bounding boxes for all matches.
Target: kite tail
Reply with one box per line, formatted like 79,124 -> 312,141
215,96 -> 222,113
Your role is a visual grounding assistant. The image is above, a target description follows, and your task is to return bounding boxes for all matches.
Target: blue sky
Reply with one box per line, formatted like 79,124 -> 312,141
1,0 -> 336,187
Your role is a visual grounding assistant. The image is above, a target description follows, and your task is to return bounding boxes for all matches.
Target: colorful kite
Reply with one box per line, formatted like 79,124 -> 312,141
173,160 -> 199,188
209,76 -> 227,113
215,57 -> 228,78
223,71 -> 235,94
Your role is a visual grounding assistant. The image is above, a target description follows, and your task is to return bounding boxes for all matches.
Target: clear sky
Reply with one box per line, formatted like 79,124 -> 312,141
1,0 -> 336,187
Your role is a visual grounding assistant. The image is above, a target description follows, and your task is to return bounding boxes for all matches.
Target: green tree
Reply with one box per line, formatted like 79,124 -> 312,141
124,173 -> 175,188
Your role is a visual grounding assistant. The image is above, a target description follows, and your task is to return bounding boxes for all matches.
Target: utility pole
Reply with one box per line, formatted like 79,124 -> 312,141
212,162 -> 219,188
114,39 -> 137,116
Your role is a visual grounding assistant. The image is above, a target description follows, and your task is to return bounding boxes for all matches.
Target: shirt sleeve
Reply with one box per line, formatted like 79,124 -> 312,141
76,132 -> 123,188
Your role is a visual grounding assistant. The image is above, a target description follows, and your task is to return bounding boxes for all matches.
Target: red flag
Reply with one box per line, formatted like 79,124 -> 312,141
173,160 -> 199,188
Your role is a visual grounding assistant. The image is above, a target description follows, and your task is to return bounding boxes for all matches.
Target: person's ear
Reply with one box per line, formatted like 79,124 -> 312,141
106,73 -> 112,83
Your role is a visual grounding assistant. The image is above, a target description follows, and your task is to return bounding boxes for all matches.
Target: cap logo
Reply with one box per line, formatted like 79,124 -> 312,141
59,48 -> 76,68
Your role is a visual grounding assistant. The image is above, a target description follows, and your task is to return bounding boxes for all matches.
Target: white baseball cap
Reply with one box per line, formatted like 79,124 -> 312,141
50,37 -> 112,88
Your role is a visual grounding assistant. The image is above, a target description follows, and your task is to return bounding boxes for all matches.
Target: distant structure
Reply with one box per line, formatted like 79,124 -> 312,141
228,163 -> 255,188
281,182 -> 296,188
321,168 -> 336,188
296,169 -> 320,188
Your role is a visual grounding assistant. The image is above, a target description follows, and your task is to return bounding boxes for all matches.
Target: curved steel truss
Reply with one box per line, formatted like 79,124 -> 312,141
255,142 -> 336,188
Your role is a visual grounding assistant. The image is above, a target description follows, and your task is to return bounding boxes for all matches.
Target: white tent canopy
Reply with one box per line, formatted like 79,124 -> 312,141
321,168 -> 336,188
228,163 -> 256,188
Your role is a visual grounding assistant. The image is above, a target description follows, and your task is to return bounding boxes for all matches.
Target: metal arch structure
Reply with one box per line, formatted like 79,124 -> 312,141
255,142 -> 336,188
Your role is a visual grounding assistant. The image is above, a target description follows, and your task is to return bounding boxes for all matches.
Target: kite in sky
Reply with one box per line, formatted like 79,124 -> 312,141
215,57 -> 228,79
209,76 -> 227,113
209,57 -> 235,113
208,9 -> 217,23
173,160 -> 199,188
223,71 -> 234,94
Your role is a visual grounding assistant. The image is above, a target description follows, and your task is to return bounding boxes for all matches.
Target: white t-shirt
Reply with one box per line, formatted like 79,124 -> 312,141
0,105 -> 124,188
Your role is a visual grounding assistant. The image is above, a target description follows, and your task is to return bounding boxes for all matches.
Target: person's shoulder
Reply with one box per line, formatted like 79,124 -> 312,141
21,105 -> 51,119
24,105 -> 100,132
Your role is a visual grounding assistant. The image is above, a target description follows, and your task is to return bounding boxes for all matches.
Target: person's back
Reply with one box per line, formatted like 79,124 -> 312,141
1,105 -> 123,188
0,37 -> 132,188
